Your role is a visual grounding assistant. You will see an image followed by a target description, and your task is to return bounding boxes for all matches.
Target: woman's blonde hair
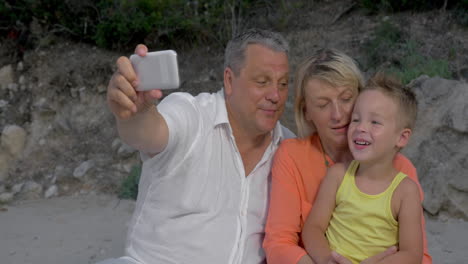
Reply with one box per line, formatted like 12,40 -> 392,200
294,49 -> 364,137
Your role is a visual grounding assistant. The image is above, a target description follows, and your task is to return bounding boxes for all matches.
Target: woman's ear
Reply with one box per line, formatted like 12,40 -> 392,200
396,128 -> 412,148
224,67 -> 234,96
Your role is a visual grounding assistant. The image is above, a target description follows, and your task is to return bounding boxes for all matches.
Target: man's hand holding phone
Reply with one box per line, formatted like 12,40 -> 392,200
107,44 -> 179,120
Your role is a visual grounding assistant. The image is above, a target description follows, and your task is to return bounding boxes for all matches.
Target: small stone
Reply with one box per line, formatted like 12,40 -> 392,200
12,183 -> 24,194
22,181 -> 43,196
0,192 -> 14,203
44,185 -> 58,198
73,160 -> 94,178
18,75 -> 26,84
17,62 -> 24,71
7,83 -> 18,91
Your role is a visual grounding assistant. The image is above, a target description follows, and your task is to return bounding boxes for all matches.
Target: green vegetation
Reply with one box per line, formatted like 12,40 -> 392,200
387,42 -> 452,84
365,20 -> 402,69
119,164 -> 141,200
359,0 -> 462,12
364,21 -> 452,84
0,0 -> 300,50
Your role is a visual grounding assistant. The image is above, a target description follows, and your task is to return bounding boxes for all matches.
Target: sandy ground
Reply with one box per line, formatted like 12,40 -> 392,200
1,194 -> 467,264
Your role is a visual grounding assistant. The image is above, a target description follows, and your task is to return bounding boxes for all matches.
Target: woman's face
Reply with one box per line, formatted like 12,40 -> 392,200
304,78 -> 358,150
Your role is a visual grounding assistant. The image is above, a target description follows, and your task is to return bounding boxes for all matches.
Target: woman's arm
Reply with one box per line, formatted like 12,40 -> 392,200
376,179 -> 423,264
302,164 -> 344,264
264,144 -> 311,264
394,153 -> 432,264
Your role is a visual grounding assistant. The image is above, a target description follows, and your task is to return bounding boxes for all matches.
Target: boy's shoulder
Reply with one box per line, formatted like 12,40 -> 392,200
327,162 -> 349,182
395,176 -> 420,200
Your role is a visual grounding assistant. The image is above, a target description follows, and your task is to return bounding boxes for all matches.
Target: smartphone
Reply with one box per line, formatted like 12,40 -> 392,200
130,50 -> 180,91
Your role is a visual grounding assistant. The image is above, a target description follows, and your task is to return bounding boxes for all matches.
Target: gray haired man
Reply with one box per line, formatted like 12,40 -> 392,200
101,29 -> 294,264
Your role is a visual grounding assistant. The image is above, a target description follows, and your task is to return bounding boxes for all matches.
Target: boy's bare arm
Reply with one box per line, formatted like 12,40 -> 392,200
302,164 -> 344,264
377,178 -> 423,264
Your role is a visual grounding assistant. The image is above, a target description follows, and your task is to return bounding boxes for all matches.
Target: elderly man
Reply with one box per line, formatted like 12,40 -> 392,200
101,29 -> 293,264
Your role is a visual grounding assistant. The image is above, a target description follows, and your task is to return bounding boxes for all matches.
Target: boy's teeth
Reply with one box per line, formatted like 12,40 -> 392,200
355,140 -> 370,145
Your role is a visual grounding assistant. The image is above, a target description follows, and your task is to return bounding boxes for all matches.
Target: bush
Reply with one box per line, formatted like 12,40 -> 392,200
119,164 -> 141,200
364,21 -> 452,84
0,0 -> 297,51
360,0 -> 447,12
365,20 -> 402,69
386,41 -> 452,84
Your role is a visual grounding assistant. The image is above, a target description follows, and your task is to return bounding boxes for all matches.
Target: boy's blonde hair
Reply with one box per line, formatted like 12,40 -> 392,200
294,49 -> 364,138
364,72 -> 418,130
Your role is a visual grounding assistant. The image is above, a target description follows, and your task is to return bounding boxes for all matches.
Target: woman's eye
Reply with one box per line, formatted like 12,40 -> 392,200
317,104 -> 327,109
352,118 -> 359,122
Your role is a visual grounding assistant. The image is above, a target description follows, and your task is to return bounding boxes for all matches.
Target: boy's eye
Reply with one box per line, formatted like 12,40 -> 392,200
371,120 -> 380,125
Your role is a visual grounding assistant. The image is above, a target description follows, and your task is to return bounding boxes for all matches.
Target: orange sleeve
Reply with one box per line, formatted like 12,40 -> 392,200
394,153 -> 432,264
263,143 -> 308,264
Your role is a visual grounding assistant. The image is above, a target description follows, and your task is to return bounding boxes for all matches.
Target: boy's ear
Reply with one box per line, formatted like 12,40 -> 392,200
224,67 -> 234,96
396,128 -> 412,148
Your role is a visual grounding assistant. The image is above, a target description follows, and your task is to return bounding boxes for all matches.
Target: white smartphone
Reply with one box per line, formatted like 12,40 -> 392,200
130,50 -> 180,91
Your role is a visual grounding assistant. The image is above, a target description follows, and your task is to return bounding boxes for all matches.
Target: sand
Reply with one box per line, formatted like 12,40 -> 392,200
0,194 -> 466,264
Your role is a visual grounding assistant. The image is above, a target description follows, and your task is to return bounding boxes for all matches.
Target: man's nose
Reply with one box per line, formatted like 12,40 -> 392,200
266,84 -> 280,103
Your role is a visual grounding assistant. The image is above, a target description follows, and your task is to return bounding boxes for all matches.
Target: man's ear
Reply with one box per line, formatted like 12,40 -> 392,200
224,67 -> 234,96
396,128 -> 412,148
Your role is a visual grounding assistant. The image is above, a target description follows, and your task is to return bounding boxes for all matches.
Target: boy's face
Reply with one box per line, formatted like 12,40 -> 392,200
347,89 -> 411,163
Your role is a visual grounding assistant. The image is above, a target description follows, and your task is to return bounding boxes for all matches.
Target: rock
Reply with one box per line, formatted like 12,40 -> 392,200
20,181 -> 43,199
112,138 -> 137,158
0,100 -> 8,108
73,160 -> 94,178
7,83 -> 18,92
11,183 -> 24,194
0,64 -> 14,88
44,185 -> 58,198
16,62 -> 24,72
97,84 -> 107,93
0,151 -> 12,182
1,125 -> 27,158
404,76 -> 468,219
0,192 -> 14,203
18,75 -> 26,85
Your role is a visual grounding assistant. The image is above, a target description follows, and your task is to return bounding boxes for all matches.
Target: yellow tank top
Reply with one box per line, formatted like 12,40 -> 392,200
325,160 -> 407,264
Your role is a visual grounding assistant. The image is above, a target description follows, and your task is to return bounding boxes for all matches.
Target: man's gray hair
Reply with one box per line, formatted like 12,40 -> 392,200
224,28 -> 289,75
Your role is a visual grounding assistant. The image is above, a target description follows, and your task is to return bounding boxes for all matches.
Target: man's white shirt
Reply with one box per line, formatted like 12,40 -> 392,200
125,90 -> 294,264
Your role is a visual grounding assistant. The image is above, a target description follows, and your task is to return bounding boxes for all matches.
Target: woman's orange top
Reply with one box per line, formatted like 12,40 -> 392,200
263,134 -> 432,264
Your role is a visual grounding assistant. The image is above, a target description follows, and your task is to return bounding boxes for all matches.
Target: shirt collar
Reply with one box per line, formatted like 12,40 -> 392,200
214,89 -> 287,145
213,89 -> 229,126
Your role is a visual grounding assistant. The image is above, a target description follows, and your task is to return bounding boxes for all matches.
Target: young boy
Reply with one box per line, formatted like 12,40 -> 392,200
302,73 -> 423,264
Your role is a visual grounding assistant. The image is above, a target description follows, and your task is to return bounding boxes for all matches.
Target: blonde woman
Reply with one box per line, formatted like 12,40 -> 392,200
263,49 -> 432,264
